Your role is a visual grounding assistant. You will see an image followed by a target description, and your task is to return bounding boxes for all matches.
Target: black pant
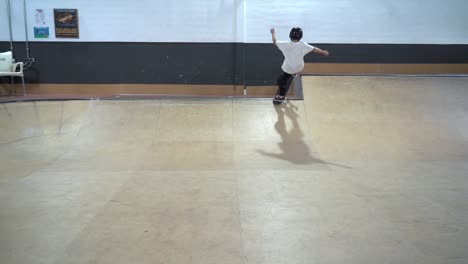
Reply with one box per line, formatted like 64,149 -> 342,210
276,72 -> 294,97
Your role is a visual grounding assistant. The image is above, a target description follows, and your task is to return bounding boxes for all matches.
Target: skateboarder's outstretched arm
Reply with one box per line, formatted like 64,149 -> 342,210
311,47 -> 329,56
270,28 -> 277,45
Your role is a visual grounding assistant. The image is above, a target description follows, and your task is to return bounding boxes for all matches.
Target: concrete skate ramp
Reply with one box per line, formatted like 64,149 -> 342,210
302,76 -> 468,164
1,76 -> 468,264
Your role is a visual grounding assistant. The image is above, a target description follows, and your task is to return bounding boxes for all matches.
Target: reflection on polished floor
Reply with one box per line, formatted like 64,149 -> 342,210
1,76 -> 468,264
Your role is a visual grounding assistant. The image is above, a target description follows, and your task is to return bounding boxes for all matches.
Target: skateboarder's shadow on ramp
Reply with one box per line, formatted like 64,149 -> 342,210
257,103 -> 350,169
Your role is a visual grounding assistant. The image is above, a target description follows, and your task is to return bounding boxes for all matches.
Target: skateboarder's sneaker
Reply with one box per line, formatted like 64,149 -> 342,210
273,95 -> 285,105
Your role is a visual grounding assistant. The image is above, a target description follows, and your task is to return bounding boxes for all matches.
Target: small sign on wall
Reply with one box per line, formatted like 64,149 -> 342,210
34,9 -> 49,38
35,9 -> 47,25
54,9 -> 79,38
34,27 -> 50,38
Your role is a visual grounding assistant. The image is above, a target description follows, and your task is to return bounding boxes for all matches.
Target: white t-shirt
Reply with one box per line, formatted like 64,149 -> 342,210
276,41 -> 315,74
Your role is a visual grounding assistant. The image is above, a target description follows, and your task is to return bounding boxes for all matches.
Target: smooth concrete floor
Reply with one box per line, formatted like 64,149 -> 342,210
1,76 -> 468,264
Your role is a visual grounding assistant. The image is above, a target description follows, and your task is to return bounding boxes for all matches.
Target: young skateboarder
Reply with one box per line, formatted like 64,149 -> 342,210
271,27 -> 329,104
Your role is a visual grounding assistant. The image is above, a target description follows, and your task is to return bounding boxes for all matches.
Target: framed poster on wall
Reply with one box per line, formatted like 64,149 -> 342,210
54,9 -> 79,38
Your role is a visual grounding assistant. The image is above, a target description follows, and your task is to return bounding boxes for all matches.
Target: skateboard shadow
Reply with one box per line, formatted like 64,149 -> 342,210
257,103 -> 351,169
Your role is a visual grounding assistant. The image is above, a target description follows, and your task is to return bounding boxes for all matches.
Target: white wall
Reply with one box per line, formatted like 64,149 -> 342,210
245,0 -> 468,44
0,0 -> 238,42
1,0 -> 467,44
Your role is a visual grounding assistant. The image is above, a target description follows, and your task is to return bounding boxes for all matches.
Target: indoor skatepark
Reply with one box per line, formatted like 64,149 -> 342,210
1,0 -> 468,263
